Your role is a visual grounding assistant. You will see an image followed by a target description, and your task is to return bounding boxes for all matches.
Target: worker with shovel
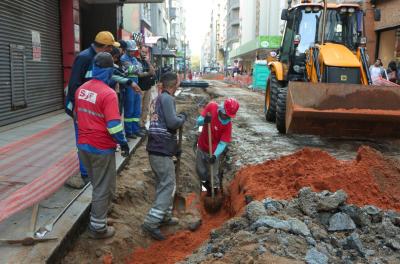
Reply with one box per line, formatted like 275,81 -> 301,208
196,98 -> 239,211
142,72 -> 186,240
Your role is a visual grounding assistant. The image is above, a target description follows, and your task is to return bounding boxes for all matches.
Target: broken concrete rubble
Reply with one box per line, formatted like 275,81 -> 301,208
328,212 -> 356,231
182,189 -> 400,263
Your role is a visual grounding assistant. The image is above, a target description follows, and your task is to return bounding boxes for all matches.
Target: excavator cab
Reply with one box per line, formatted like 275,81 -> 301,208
264,0 -> 400,138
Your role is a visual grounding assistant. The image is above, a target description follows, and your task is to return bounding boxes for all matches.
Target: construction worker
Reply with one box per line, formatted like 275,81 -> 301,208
65,31 -> 120,188
75,52 -> 130,239
138,45 -> 156,130
142,72 -> 186,241
121,40 -> 145,138
196,98 -> 239,195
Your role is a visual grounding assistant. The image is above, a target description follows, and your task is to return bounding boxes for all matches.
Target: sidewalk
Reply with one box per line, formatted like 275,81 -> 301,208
0,111 -> 143,263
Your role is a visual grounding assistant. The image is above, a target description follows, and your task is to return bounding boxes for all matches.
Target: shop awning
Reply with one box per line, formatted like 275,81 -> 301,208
229,35 -> 282,60
151,47 -> 176,57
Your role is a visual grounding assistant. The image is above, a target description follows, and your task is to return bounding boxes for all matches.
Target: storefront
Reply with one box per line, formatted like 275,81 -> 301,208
376,27 -> 400,67
229,35 -> 281,73
0,0 -> 64,126
365,0 -> 400,66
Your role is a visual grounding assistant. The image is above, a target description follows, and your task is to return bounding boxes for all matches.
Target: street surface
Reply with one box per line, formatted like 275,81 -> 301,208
208,81 -> 400,169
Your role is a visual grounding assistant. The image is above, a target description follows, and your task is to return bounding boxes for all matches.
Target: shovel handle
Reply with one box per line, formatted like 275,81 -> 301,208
207,122 -> 215,198
176,127 -> 183,181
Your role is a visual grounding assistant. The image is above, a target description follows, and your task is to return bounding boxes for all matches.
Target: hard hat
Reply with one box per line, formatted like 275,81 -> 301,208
94,52 -> 114,68
223,98 -> 239,118
94,31 -> 120,47
126,40 -> 138,51
118,40 -> 128,50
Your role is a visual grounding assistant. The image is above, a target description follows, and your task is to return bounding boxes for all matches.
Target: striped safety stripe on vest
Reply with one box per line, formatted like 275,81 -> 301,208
107,123 -> 124,134
77,107 -> 105,118
124,117 -> 140,122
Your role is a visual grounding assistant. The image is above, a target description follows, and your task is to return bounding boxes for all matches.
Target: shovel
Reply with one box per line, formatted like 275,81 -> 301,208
204,122 -> 223,213
173,127 -> 186,212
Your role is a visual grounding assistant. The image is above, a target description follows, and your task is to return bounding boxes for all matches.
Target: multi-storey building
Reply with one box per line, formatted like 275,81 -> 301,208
226,0 -> 240,61
229,0 -> 286,71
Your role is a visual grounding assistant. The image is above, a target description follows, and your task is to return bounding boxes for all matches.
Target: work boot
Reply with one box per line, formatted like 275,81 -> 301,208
162,216 -> 179,226
87,226 -> 115,239
134,130 -> 146,137
65,174 -> 86,189
141,223 -> 166,241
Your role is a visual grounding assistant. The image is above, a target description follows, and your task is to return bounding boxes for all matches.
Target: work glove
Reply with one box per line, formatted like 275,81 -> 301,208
120,142 -> 130,157
178,112 -> 187,121
204,114 -> 212,124
208,154 -> 216,164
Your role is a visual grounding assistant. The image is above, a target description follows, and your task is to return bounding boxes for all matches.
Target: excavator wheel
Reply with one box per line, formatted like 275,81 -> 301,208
265,73 -> 280,122
276,88 -> 288,134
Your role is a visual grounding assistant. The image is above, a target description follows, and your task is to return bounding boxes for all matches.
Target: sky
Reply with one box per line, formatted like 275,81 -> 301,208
182,0 -> 213,56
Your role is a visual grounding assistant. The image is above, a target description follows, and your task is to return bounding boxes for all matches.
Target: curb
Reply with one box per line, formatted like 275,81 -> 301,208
44,136 -> 146,264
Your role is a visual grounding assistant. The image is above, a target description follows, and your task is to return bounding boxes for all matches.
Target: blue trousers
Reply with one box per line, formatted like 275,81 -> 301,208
73,120 -> 88,179
124,87 -> 141,135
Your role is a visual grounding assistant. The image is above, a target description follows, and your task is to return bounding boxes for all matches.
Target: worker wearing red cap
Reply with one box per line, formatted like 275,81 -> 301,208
195,98 -> 240,196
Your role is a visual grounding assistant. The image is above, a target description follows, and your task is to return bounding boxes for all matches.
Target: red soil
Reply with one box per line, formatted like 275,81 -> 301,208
128,193 -> 230,264
129,146 -> 400,264
230,146 -> 400,215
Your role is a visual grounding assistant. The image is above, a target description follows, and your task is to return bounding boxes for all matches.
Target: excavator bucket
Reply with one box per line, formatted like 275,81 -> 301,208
286,82 -> 400,138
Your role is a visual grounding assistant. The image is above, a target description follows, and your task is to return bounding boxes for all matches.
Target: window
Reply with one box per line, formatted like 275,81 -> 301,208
280,14 -> 295,63
297,10 -> 321,53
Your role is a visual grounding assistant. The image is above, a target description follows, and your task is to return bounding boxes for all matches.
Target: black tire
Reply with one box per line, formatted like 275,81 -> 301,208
276,87 -> 288,134
265,73 -> 281,122
180,80 -> 209,88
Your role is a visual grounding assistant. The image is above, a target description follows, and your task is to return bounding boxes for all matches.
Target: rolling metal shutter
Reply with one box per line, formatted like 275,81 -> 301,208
0,0 -> 63,126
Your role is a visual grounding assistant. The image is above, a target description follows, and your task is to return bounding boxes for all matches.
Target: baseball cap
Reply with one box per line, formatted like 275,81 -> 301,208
94,31 -> 120,47
94,52 -> 114,68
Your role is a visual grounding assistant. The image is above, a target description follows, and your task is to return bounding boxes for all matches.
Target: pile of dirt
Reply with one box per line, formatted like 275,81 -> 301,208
128,194 -> 230,264
229,146 -> 400,216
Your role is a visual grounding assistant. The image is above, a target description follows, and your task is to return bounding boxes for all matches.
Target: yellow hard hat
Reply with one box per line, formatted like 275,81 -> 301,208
94,31 -> 120,47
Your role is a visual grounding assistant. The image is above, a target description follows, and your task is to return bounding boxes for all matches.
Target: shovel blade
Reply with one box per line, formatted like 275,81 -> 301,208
203,194 -> 223,214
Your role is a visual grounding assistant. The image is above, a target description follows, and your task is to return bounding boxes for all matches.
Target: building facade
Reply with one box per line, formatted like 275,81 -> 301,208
0,0 -> 163,127
229,0 -> 285,71
364,0 -> 400,67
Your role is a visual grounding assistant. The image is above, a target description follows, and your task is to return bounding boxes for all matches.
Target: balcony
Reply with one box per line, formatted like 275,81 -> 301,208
228,0 -> 239,10
228,15 -> 239,26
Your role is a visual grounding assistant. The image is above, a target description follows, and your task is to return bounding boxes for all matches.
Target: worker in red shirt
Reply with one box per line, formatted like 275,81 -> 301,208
75,52 -> 129,239
195,98 -> 239,195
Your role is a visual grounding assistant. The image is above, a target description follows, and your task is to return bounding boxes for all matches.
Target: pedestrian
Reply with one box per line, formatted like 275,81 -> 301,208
118,40 -> 127,55
75,52 -> 130,239
137,46 -> 156,131
121,40 -> 145,139
142,72 -> 186,241
369,59 -> 388,84
195,98 -> 239,196
65,31 -> 120,188
387,61 -> 398,84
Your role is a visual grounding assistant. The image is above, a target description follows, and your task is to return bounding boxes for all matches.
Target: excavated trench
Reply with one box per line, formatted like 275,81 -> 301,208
62,82 -> 400,264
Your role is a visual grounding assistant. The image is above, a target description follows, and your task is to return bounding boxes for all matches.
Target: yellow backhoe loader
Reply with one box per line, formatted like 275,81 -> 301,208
264,0 -> 400,138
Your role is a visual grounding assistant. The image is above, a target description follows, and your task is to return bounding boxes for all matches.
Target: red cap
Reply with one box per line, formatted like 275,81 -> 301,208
224,98 -> 239,118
